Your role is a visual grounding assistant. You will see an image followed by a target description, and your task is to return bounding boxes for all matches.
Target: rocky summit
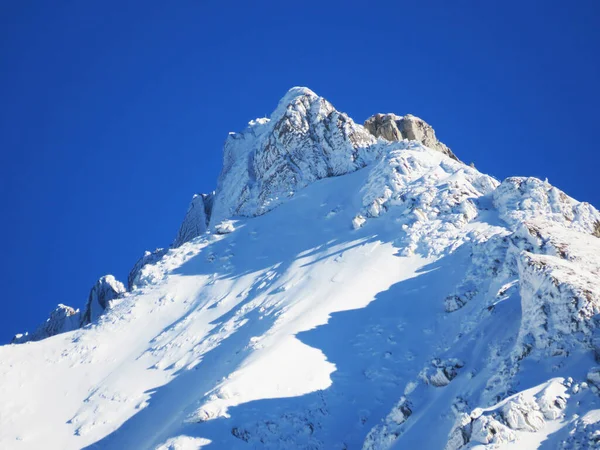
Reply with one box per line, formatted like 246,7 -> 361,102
3,88 -> 600,450
364,112 -> 459,161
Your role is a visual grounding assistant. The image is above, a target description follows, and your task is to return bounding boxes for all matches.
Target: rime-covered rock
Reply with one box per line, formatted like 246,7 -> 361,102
421,358 -> 465,387
5,86 -> 600,450
127,248 -> 169,291
363,397 -> 412,450
81,275 -> 126,325
514,221 -> 600,357
357,141 -> 497,256
11,304 -> 81,344
12,276 -> 126,344
444,380 -> 568,449
493,177 -> 600,235
209,87 -> 378,225
214,220 -> 235,235
559,410 -> 600,449
173,193 -> 213,247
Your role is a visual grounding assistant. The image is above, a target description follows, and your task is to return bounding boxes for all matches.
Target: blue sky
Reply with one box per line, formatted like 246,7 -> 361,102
1,1 -> 598,341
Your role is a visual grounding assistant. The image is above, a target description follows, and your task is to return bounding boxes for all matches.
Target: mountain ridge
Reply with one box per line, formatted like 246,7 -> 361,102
12,87 -> 462,344
4,87 -> 600,450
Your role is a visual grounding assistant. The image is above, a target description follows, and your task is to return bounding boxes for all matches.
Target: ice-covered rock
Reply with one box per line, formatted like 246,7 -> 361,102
352,214 -> 366,230
364,112 -> 459,161
515,222 -> 600,357
127,248 -> 168,291
493,177 -> 600,235
421,358 -> 465,387
445,380 -> 568,449
470,414 -> 517,445
5,86 -> 600,450
12,276 -> 126,344
81,275 -> 126,325
209,87 -> 378,225
11,304 -> 81,344
559,409 -> 600,449
173,193 -> 213,247
357,142 -> 497,256
214,220 -> 235,235
363,397 -> 412,450
501,394 -> 545,431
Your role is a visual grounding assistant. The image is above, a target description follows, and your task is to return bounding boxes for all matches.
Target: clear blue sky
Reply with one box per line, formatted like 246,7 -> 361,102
1,1 -> 598,342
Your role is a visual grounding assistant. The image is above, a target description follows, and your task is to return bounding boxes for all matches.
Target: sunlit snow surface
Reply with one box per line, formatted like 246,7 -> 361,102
2,139 -> 600,448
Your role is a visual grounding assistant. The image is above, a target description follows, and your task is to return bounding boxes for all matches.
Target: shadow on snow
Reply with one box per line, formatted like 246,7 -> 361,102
83,172 -> 478,449
84,242 -> 471,449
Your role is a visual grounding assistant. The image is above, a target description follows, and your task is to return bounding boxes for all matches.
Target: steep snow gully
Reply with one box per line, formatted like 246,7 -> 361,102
2,87 -> 600,450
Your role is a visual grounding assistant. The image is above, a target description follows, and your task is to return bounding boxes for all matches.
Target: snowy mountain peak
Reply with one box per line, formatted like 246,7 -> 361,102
274,86 -> 318,112
209,87 -> 378,225
283,85 -> 318,97
5,87 -> 600,450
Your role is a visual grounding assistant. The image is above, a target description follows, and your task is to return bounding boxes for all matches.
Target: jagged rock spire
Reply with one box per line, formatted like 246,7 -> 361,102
209,87 -> 378,225
81,275 -> 126,325
11,304 -> 81,344
173,193 -> 213,247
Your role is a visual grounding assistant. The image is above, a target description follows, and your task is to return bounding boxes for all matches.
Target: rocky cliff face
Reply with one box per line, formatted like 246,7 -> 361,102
364,112 -> 459,161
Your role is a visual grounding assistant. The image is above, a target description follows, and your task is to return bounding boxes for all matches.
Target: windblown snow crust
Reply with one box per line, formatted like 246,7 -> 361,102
3,87 -> 600,450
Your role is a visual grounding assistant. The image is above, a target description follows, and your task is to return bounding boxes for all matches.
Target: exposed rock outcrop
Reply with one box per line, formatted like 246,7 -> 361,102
364,113 -> 459,161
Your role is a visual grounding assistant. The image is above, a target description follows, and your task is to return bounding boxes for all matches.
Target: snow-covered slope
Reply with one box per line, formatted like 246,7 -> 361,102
2,88 -> 600,450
